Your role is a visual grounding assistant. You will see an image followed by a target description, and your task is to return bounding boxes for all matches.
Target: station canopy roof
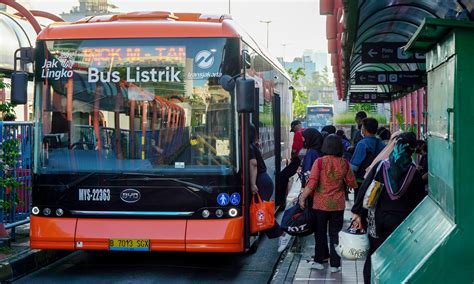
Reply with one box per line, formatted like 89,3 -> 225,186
331,0 -> 473,100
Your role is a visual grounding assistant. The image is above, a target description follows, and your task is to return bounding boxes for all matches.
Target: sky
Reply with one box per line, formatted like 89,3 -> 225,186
18,0 -> 328,62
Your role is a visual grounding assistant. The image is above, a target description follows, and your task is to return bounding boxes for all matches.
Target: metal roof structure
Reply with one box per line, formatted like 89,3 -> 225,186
320,0 -> 474,100
0,12 -> 37,73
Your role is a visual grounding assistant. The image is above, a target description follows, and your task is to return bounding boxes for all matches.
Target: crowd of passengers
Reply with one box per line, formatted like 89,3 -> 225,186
249,111 -> 428,284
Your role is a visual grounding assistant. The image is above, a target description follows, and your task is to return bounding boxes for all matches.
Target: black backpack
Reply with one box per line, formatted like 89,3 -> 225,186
281,197 -> 315,237
355,139 -> 382,180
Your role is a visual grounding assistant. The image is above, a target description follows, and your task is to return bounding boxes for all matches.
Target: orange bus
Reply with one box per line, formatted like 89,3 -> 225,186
28,11 -> 292,252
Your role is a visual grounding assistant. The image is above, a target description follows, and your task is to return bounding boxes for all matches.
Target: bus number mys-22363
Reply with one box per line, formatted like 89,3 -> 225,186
78,188 -> 111,201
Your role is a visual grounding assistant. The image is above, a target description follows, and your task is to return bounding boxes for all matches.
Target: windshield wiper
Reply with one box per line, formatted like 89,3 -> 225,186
60,172 -> 97,190
106,173 -> 214,194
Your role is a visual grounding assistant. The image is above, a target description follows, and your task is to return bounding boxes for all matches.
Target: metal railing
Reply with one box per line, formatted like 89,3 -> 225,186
0,121 -> 33,239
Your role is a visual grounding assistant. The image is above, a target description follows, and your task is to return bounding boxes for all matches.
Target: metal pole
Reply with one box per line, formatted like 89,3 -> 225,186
259,20 -> 271,49
228,0 -> 231,14
266,23 -> 269,48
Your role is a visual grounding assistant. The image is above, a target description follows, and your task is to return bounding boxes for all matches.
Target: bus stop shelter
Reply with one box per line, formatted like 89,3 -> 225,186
320,0 -> 474,282
320,0 -> 473,133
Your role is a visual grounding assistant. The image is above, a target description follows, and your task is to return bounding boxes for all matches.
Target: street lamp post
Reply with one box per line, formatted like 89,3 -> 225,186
260,20 -> 271,49
282,43 -> 289,68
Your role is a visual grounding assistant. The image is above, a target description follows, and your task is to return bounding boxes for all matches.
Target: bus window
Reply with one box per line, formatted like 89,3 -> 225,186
35,37 -> 239,174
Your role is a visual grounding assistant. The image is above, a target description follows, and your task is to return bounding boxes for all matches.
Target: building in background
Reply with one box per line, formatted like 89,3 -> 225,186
60,0 -> 117,21
303,50 -> 328,73
278,55 -> 316,76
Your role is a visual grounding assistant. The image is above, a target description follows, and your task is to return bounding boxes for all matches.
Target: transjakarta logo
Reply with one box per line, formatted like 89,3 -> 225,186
40,54 -> 75,80
88,66 -> 182,83
194,50 -> 214,69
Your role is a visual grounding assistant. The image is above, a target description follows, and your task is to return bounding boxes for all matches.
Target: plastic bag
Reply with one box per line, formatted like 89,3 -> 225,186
250,193 -> 275,233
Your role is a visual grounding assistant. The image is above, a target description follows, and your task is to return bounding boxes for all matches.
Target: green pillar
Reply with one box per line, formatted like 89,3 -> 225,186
371,18 -> 474,283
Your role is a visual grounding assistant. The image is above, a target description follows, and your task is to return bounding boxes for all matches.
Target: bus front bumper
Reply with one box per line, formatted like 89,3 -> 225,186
30,215 -> 244,252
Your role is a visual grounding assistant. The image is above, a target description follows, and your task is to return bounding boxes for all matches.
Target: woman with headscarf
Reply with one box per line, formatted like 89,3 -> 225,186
248,124 -> 291,253
299,134 -> 358,273
351,132 -> 426,284
300,128 -> 324,187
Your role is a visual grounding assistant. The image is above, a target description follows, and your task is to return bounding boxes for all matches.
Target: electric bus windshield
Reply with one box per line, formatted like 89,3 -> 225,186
306,105 -> 333,130
34,37 -> 240,174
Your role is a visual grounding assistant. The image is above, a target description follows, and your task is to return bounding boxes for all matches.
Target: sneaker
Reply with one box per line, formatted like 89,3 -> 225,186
277,233 -> 292,252
330,266 -> 341,273
311,262 -> 324,270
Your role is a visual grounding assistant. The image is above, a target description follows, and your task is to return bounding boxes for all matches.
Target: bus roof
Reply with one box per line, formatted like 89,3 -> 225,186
37,11 -> 241,40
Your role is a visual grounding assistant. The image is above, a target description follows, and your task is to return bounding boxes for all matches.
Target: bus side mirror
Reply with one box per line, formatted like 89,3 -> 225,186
11,47 -> 34,105
11,71 -> 28,104
236,77 -> 255,113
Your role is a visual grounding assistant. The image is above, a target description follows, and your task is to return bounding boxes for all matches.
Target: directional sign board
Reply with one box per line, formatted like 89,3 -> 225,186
362,42 -> 425,63
349,92 -> 392,103
354,71 -> 426,85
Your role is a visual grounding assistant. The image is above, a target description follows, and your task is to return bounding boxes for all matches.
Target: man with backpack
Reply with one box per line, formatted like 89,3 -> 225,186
350,118 -> 385,199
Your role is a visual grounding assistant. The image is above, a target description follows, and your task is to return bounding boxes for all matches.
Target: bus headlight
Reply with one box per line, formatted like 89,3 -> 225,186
215,209 -> 224,218
43,208 -> 51,216
202,209 -> 210,218
228,208 -> 238,217
56,208 -> 64,217
32,207 -> 40,215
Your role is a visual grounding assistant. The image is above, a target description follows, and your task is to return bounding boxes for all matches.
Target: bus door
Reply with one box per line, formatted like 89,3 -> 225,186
273,94 -> 284,209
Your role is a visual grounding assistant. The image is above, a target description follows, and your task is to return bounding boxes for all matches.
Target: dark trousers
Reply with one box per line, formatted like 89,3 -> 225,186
257,172 -> 283,239
280,158 -> 300,191
363,236 -> 385,284
313,209 -> 344,267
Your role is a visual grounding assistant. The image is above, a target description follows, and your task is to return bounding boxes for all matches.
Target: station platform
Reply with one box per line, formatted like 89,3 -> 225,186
273,181 -> 365,284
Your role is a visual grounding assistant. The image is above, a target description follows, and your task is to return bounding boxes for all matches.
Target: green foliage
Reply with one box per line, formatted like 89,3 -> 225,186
288,66 -> 334,119
287,67 -> 308,119
334,112 -> 387,125
0,73 -> 10,90
303,66 -> 333,105
352,103 -> 373,113
0,102 -> 17,121
0,106 -> 20,209
395,112 -> 405,131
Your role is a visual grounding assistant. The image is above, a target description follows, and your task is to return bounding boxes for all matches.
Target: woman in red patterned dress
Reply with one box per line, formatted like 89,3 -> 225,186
299,134 -> 358,273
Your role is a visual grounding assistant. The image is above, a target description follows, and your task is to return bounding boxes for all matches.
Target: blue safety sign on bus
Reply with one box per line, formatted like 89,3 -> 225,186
217,193 -> 230,206
230,193 -> 241,205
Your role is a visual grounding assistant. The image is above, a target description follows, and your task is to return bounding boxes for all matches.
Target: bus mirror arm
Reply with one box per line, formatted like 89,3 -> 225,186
219,74 -> 239,92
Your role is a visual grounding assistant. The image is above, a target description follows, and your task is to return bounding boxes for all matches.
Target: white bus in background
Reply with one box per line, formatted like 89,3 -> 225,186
306,104 -> 334,130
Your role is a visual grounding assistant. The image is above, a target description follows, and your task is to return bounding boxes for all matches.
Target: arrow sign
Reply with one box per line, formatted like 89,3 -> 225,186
355,71 -> 426,85
368,49 -> 378,58
349,92 -> 392,103
362,42 -> 426,63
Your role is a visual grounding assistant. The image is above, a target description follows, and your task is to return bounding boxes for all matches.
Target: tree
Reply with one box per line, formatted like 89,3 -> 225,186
303,66 -> 333,105
352,103 -> 373,113
287,67 -> 307,119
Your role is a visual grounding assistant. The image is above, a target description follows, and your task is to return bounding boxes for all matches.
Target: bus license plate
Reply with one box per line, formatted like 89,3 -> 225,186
109,239 -> 150,251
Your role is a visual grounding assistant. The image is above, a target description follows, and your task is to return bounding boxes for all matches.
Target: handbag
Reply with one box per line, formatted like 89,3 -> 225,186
250,193 -> 275,233
281,196 -> 314,236
362,161 -> 384,209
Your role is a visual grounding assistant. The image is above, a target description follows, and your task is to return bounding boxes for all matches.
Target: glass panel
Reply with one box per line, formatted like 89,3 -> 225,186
35,38 -> 239,174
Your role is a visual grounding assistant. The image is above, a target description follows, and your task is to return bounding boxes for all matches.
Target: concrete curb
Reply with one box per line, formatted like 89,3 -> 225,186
269,236 -> 300,283
0,249 -> 71,283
